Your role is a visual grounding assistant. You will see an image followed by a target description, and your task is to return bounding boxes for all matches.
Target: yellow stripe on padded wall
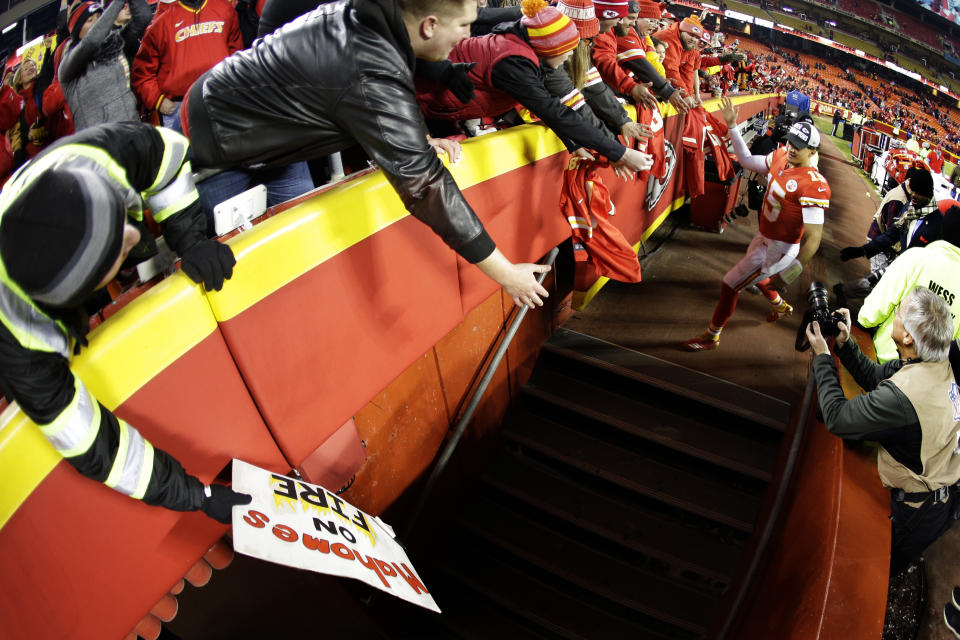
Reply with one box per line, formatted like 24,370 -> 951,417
72,272 -> 218,410
206,96 -> 778,322
206,124 -> 568,322
0,404 -> 61,529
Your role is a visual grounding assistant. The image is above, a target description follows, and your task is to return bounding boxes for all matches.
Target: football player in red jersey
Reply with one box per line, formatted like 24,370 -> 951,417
684,97 -> 830,351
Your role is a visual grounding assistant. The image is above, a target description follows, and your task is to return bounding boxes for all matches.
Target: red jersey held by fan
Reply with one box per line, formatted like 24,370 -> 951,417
759,147 -> 830,244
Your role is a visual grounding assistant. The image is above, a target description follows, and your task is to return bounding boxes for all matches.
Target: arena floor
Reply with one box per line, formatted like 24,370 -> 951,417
566,119 -> 960,640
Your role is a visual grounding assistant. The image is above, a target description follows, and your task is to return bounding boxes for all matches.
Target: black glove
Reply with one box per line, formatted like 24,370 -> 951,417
200,484 -> 252,524
839,246 -> 866,261
180,239 -> 236,291
442,62 -> 476,105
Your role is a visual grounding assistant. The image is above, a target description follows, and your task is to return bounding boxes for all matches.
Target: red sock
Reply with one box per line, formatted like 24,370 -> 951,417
711,283 -> 739,328
755,278 -> 780,302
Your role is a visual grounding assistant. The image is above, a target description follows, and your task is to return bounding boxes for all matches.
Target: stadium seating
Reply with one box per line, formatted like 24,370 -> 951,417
883,6 -> 943,50
833,0 -> 879,22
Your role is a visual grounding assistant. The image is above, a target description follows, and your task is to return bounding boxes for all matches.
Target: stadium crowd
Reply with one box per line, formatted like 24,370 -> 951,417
1,0 -> 960,633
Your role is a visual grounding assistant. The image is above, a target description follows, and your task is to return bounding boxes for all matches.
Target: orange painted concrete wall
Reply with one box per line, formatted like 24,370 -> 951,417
728,329 -> 891,640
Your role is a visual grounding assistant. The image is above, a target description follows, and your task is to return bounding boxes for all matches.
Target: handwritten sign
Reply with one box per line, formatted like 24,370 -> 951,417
231,459 -> 439,612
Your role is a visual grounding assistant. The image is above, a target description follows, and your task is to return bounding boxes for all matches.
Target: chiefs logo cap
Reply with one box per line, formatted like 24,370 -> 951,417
785,121 -> 820,149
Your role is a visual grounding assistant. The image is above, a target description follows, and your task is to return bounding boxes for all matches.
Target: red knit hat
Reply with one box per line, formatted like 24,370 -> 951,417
680,15 -> 710,43
661,7 -> 677,20
522,0 -> 581,57
557,0 -> 600,38
594,0 -> 629,19
636,0 -> 661,18
68,1 -> 100,40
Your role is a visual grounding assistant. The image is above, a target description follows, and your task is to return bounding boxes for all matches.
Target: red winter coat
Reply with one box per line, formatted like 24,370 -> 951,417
42,40 -> 74,141
0,84 -> 24,132
132,0 -> 243,111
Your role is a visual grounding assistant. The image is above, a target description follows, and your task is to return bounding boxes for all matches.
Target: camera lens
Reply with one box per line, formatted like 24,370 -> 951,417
807,281 -> 830,312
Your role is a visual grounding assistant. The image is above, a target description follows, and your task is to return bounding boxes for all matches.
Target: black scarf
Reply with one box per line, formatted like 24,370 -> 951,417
92,29 -> 125,66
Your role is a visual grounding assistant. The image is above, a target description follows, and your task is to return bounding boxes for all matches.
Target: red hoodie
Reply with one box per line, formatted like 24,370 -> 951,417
592,29 -> 639,96
132,0 -> 242,111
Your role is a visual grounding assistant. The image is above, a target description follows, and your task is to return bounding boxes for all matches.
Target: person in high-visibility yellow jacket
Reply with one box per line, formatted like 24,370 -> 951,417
859,213 -> 960,363
0,122 -> 249,522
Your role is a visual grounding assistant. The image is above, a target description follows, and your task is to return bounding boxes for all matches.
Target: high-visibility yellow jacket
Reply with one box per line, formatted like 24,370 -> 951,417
0,123 -> 208,511
859,240 -> 960,362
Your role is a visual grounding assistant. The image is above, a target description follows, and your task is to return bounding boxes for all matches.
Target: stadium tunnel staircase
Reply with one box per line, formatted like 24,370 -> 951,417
405,328 -> 793,639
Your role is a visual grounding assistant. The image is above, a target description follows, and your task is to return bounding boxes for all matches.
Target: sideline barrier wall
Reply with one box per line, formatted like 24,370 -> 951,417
0,93 -> 780,638
204,124 -> 573,469
728,329 -> 890,639
0,274 -> 289,640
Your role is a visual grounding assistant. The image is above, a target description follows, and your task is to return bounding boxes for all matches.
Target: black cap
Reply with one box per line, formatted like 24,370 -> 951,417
907,169 -> 933,199
0,168 -> 126,308
942,205 -> 960,248
785,121 -> 820,150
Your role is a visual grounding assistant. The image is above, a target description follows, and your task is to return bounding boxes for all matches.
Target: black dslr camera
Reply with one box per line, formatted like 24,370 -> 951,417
795,282 -> 846,351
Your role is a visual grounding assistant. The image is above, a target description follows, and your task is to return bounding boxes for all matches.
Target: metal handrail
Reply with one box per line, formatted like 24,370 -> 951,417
713,371 -> 817,640
400,247 -> 560,541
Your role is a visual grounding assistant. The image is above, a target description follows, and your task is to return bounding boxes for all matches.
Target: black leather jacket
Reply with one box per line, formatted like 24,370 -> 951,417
186,0 -> 495,263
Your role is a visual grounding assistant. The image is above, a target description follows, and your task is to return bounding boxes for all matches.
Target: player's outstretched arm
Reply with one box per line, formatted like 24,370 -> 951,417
720,96 -> 768,174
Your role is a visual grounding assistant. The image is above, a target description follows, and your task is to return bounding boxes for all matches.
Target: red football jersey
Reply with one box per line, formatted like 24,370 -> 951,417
759,147 -> 830,244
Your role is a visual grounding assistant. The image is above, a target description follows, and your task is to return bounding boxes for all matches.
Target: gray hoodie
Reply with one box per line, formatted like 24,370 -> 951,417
58,0 -> 151,130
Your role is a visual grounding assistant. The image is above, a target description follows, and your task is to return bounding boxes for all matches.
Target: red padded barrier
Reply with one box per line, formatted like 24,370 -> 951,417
218,213 -> 463,468
0,462 -> 225,640
298,418 -> 366,490
0,331 -> 288,640
457,152 -> 574,313
111,329 -> 288,476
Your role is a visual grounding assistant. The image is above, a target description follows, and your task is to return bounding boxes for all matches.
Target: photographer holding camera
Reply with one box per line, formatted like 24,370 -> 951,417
806,287 -> 960,575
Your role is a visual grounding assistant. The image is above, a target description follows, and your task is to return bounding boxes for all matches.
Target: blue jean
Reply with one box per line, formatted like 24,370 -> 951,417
162,102 -> 314,234
195,163 -> 314,231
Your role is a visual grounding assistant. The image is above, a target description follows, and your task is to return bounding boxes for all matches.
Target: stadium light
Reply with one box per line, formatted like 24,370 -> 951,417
725,9 -> 755,22
783,6 -> 793,11
825,20 -> 837,26
2,23 -> 17,34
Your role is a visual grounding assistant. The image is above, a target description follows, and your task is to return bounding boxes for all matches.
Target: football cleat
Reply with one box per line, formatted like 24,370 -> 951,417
682,332 -> 720,352
767,302 -> 793,323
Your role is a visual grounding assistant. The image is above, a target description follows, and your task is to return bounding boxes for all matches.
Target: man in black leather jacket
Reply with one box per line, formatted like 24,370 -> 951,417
183,0 -> 551,308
